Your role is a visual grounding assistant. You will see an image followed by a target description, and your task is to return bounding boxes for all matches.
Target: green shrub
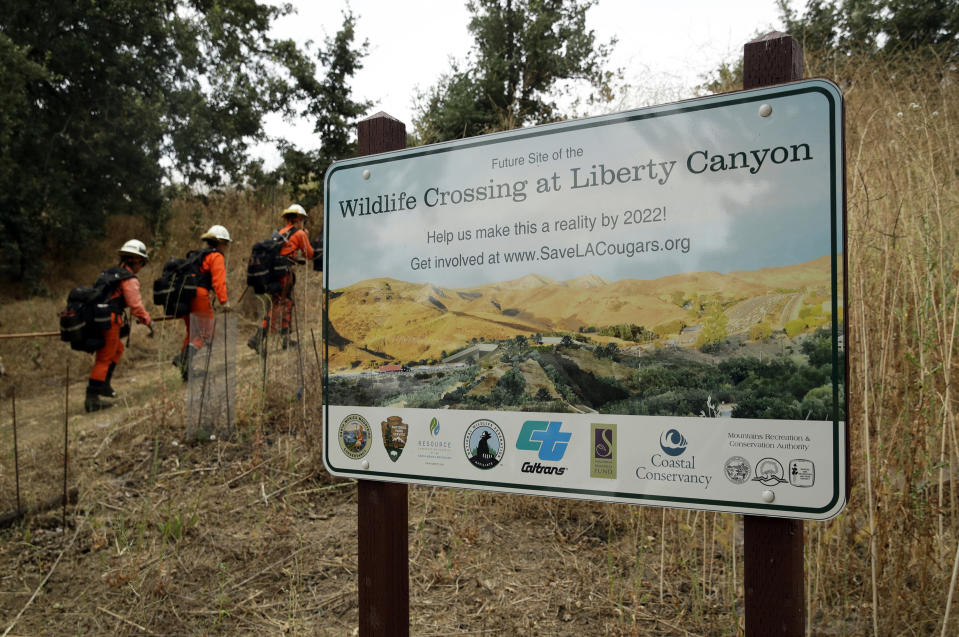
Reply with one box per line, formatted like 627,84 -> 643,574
749,322 -> 773,341
785,318 -> 807,337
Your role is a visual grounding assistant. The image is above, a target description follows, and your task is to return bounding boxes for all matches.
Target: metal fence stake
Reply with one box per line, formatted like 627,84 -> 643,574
62,361 -> 69,528
12,388 -> 20,516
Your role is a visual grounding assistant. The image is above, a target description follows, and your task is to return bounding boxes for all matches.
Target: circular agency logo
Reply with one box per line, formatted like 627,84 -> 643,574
338,414 -> 372,460
752,457 -> 787,486
659,429 -> 688,457
464,419 -> 505,469
723,456 -> 751,484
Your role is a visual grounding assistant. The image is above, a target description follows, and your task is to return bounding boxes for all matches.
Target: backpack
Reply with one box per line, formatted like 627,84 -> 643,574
59,267 -> 134,352
247,228 -> 295,294
152,249 -> 213,317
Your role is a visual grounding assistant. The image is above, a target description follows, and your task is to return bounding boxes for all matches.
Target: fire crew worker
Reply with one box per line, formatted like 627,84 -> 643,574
85,240 -> 154,412
248,204 -> 314,353
173,225 -> 232,380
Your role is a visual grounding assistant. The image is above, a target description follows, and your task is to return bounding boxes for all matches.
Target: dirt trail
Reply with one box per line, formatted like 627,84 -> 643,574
0,313 -> 316,499
725,292 -> 802,333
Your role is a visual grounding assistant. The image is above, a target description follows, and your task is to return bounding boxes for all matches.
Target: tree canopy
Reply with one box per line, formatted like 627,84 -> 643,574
779,0 -> 959,58
413,0 -> 619,144
699,0 -> 959,94
267,10 -> 372,213
0,0 -> 368,289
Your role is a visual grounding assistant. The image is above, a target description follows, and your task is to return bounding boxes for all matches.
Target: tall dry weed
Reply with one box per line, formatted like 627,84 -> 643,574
807,50 -> 959,635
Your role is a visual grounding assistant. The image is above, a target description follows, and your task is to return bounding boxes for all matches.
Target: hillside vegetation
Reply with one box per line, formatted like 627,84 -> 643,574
326,255 -> 832,370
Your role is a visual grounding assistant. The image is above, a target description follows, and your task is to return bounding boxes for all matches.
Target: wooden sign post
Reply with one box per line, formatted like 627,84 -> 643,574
742,32 -> 807,636
355,112 -> 410,637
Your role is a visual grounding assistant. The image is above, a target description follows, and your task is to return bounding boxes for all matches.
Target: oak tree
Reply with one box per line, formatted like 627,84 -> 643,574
414,0 -> 619,143
0,0 -> 362,288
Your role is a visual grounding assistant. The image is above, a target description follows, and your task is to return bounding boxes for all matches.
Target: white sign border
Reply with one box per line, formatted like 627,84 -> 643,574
322,79 -> 848,521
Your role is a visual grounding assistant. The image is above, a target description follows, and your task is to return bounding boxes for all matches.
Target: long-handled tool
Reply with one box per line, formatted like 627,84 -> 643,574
0,330 -> 60,340
194,318 -> 216,439
292,296 -> 306,401
260,296 -> 272,390
0,315 -> 181,340
310,327 -> 322,377
222,310 -> 232,432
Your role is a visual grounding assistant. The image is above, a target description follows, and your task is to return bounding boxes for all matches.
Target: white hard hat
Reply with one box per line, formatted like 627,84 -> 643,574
282,204 -> 308,218
201,225 -> 232,242
118,239 -> 149,261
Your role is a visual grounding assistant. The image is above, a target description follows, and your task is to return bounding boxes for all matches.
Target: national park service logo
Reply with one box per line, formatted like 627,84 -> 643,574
381,415 -> 409,462
338,414 -> 372,460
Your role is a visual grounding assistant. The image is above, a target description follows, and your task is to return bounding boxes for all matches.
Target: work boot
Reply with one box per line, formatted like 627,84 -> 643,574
280,328 -> 296,350
172,347 -> 192,381
102,363 -> 118,398
180,344 -> 201,382
85,382 -> 113,412
247,327 -> 265,354
171,349 -> 187,370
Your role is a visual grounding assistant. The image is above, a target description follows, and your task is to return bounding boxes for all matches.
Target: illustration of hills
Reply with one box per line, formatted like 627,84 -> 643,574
325,255 -> 837,370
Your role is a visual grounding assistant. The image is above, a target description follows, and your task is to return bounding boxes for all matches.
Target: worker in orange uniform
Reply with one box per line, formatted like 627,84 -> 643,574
248,204 -> 314,353
85,240 -> 154,412
173,225 -> 233,380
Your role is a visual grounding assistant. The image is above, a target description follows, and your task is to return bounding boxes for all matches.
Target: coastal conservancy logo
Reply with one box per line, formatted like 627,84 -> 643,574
464,419 -> 504,469
660,429 -> 688,456
636,429 -> 712,489
723,456 -> 751,484
381,416 -> 409,462
338,414 -> 372,460
590,424 -> 617,479
516,420 -> 571,476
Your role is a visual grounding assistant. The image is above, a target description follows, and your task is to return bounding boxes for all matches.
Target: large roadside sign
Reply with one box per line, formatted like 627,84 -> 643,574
323,79 -> 846,520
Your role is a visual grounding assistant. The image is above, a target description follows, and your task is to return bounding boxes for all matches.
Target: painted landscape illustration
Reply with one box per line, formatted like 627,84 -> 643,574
326,255 -> 844,421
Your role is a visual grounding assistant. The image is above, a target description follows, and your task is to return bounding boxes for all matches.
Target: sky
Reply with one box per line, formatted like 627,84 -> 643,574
324,82 -> 844,289
255,0 -> 786,168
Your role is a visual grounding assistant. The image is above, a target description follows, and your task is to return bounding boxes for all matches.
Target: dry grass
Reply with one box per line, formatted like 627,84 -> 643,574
820,51 -> 959,635
0,51 -> 956,635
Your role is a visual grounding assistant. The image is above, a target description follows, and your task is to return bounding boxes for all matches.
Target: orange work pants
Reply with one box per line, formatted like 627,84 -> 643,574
261,273 -> 294,332
90,314 -> 124,381
181,289 -> 215,351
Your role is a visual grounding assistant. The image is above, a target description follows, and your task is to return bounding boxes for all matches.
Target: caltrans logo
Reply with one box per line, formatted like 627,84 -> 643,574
516,420 -> 571,476
516,420 -> 571,460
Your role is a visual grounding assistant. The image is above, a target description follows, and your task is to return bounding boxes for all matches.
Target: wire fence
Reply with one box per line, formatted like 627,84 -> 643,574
0,380 -> 75,523
186,313 -> 237,440
0,256 -> 326,522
